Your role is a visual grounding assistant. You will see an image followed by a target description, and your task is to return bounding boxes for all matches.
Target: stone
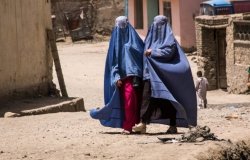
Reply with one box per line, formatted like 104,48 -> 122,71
4,112 -> 20,118
191,57 -> 196,61
196,137 -> 204,142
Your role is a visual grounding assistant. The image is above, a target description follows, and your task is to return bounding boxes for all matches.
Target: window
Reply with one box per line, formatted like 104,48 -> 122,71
134,0 -> 143,29
215,7 -> 232,15
163,1 -> 172,27
234,22 -> 250,41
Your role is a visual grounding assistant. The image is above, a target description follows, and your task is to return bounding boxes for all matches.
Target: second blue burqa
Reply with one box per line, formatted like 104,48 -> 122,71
145,15 -> 197,127
90,16 -> 144,128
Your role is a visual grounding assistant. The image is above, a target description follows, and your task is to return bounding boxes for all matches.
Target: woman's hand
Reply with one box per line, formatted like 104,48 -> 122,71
144,49 -> 152,57
116,80 -> 122,87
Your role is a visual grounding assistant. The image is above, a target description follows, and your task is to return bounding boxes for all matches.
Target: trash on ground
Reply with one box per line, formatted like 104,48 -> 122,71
158,126 -> 225,144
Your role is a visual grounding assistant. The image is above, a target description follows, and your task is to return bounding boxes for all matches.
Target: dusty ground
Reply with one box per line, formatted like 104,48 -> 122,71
0,41 -> 250,160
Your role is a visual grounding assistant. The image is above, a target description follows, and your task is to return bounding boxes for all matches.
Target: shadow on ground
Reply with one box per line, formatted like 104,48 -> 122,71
0,97 -> 85,117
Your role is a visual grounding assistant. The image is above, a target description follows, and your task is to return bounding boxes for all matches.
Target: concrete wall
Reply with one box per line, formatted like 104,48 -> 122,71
170,0 -> 181,43
129,0 -> 204,50
128,0 -> 135,26
179,0 -> 202,51
0,0 -> 53,100
128,0 -> 180,40
128,0 -> 148,38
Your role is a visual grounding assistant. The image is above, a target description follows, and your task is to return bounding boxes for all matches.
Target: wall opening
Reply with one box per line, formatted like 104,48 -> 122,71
234,21 -> 250,41
147,0 -> 159,28
134,0 -> 143,29
163,1 -> 172,27
215,29 -> 227,89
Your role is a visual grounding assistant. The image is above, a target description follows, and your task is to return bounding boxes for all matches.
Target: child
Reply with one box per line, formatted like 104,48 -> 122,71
195,71 -> 209,108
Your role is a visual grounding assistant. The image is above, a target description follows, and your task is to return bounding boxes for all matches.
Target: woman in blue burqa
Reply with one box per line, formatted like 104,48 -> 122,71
132,15 -> 197,134
90,16 -> 144,134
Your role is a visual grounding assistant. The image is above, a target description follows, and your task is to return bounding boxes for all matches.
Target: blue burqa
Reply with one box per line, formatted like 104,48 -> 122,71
145,15 -> 197,127
90,16 -> 144,128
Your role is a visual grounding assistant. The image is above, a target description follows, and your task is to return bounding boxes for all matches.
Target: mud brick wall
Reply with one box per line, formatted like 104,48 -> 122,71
226,16 -> 250,93
195,22 -> 217,90
195,14 -> 250,93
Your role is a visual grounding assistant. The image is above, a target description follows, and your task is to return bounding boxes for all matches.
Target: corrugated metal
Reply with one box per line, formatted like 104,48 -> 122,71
203,0 -> 232,7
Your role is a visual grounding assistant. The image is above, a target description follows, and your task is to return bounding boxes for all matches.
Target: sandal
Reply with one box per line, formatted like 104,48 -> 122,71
166,126 -> 177,134
132,123 -> 146,134
121,130 -> 131,135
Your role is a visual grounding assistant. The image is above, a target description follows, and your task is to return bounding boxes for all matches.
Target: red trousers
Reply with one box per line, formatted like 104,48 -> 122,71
120,77 -> 141,132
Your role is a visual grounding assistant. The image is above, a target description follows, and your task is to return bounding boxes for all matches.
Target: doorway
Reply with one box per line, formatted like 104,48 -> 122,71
134,0 -> 144,29
163,1 -> 172,27
215,29 -> 227,89
147,0 -> 159,27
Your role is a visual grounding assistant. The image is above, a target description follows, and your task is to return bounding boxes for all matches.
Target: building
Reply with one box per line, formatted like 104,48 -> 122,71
51,0 -> 124,39
195,13 -> 250,93
126,0 -> 205,51
200,0 -> 250,16
0,0 -> 53,101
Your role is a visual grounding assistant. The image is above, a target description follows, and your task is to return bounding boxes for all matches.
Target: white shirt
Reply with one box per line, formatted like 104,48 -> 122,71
195,77 -> 208,100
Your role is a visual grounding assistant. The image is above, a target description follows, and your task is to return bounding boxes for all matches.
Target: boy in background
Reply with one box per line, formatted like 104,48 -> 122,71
195,71 -> 209,109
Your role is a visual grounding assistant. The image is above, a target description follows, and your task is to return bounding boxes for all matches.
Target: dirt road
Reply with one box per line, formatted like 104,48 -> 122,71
0,41 -> 249,160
